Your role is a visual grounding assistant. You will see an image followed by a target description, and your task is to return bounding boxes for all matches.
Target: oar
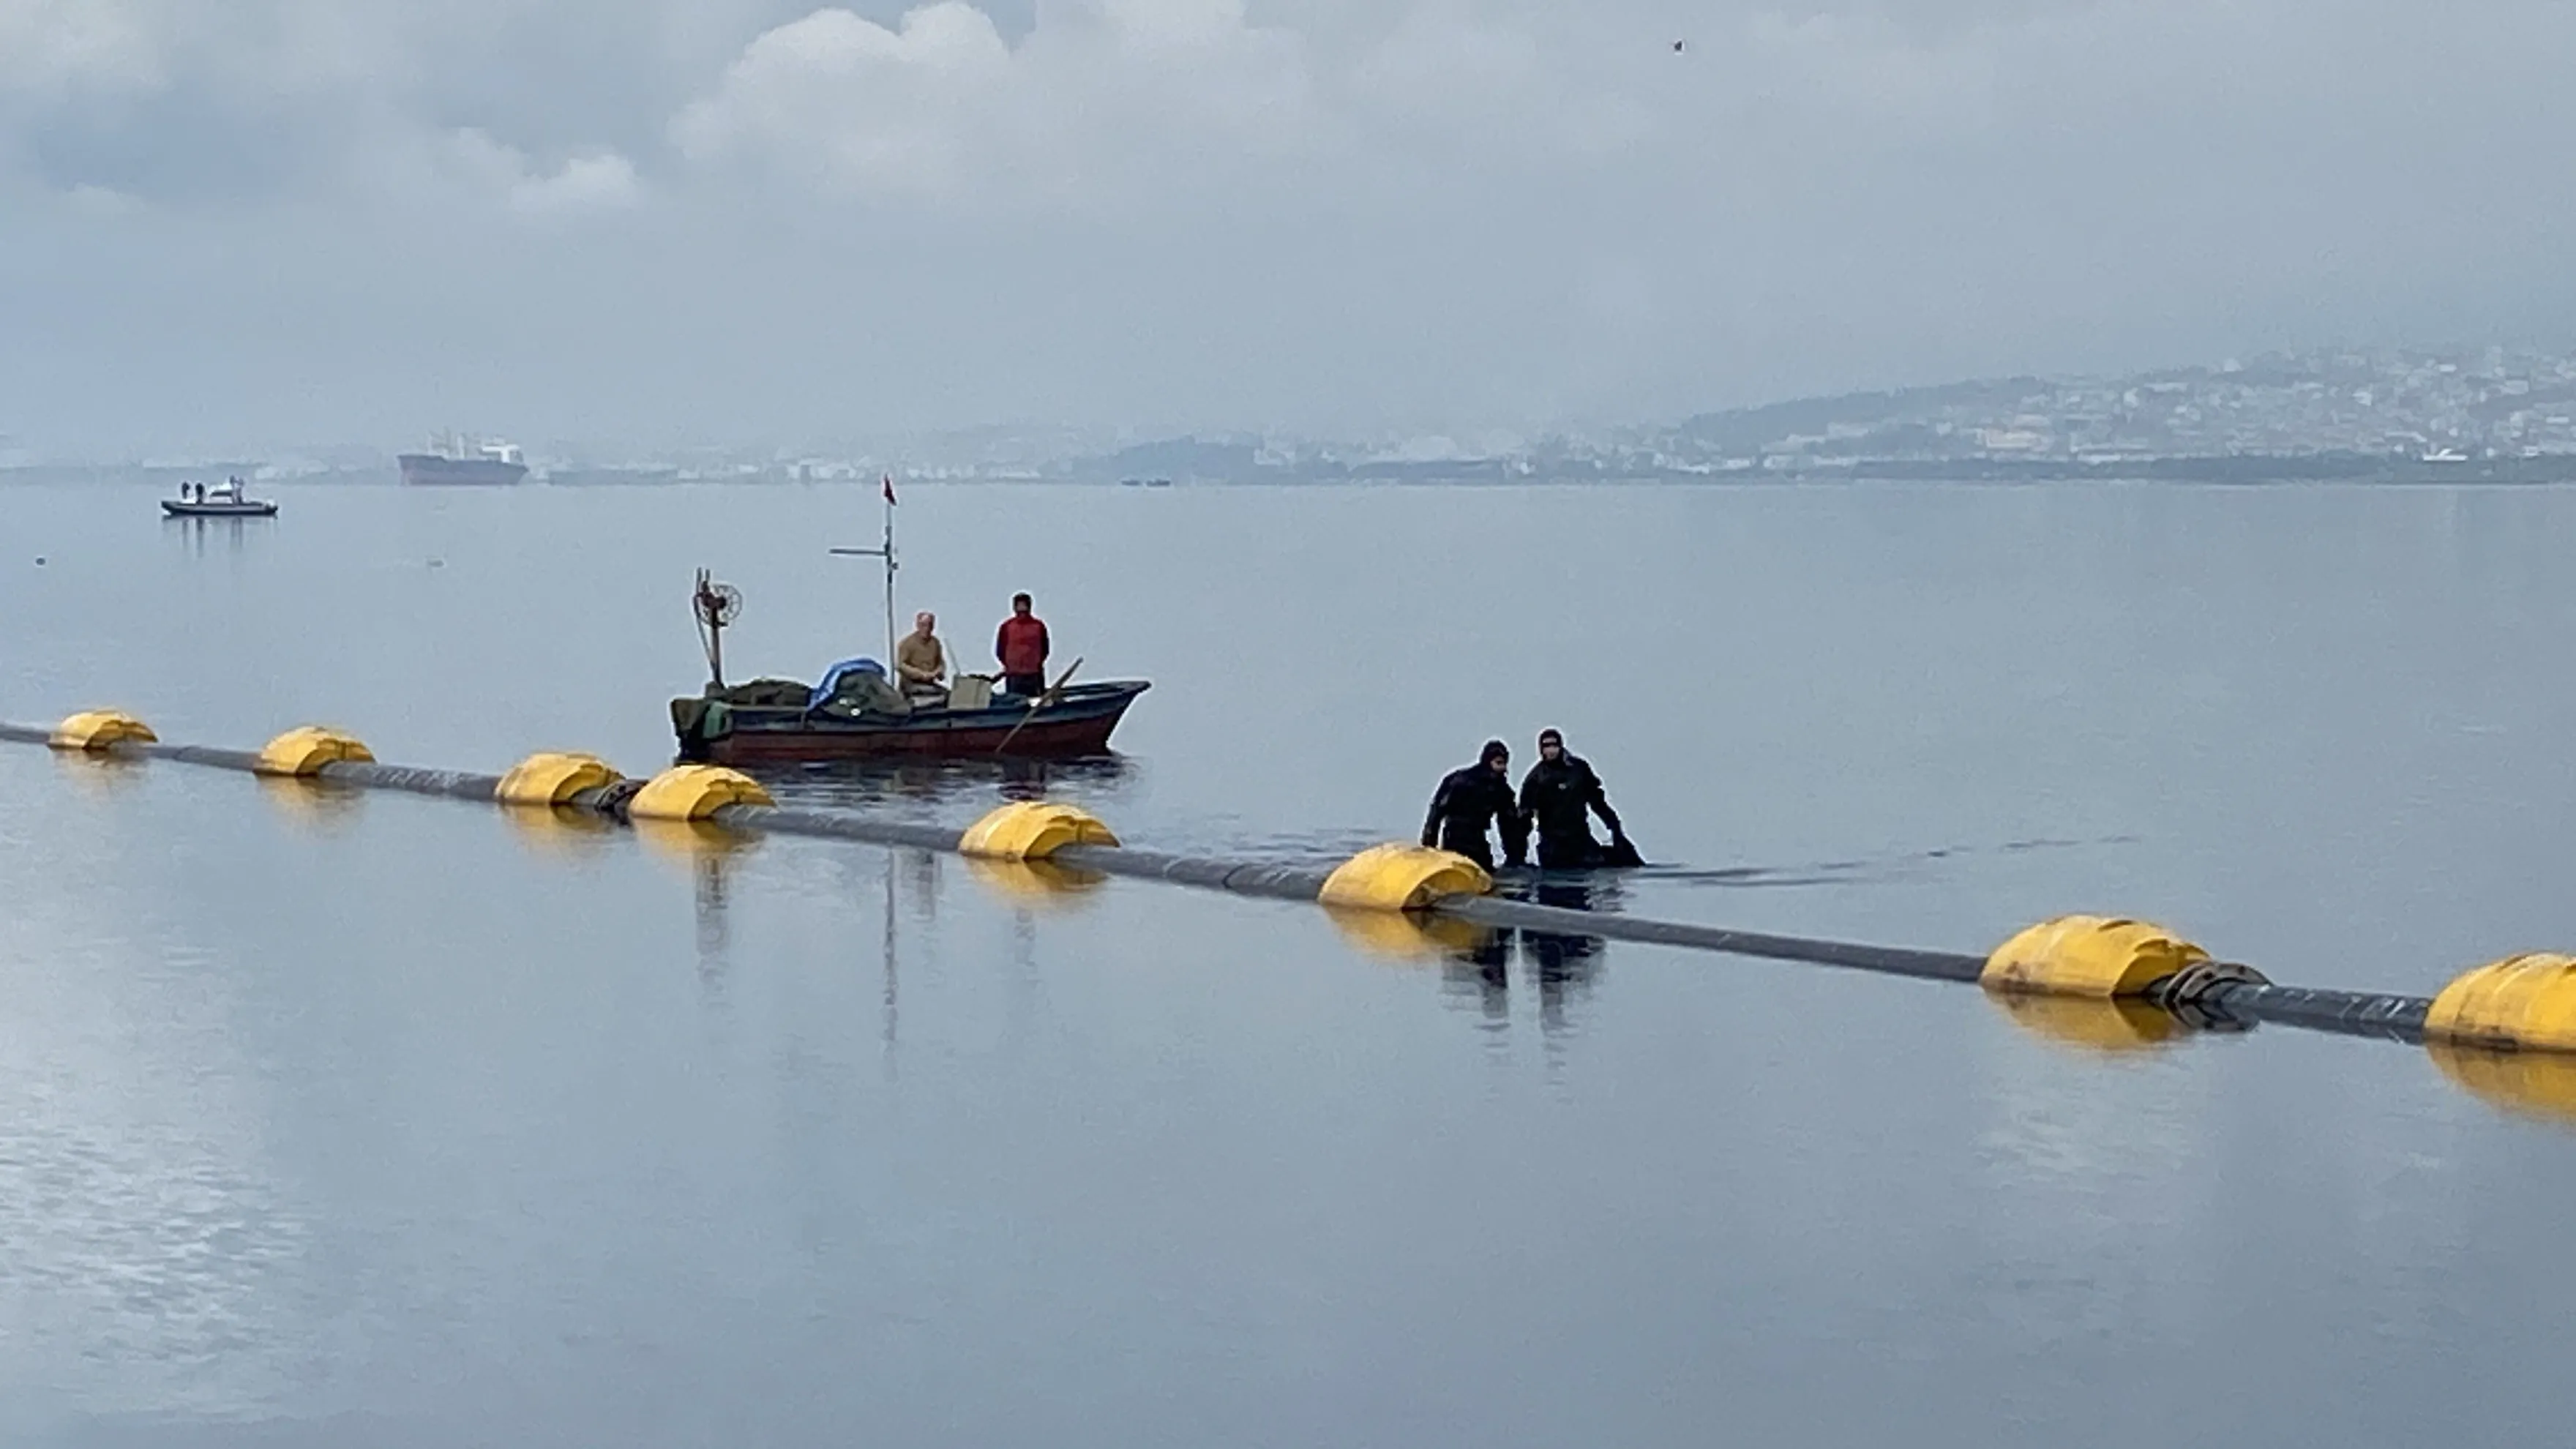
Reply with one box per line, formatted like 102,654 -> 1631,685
993,656 -> 1082,755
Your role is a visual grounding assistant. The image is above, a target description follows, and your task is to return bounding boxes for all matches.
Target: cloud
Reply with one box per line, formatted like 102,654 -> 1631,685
0,0 -> 659,215
0,0 -> 390,110
0,0 -> 166,98
59,180 -> 145,217
663,1 -> 1709,211
671,1 -> 1322,209
416,129 -> 645,216
4,0 -> 2576,454
671,5 -> 1019,199
516,150 -> 645,214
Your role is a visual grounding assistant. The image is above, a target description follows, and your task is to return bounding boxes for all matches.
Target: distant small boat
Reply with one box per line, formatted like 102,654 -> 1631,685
162,477 -> 277,518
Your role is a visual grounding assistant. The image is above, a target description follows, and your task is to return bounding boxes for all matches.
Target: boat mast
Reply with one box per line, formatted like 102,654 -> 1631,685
828,474 -> 899,667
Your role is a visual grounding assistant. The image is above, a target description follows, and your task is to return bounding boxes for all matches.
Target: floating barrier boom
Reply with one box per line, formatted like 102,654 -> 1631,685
7,716 -> 2563,1068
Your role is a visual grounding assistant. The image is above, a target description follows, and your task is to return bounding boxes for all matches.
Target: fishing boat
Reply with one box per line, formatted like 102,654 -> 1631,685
161,477 -> 278,517
667,486 -> 1150,763
673,669 -> 1150,763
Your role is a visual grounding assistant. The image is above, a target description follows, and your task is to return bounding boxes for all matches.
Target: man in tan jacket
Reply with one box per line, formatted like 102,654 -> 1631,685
896,611 -> 949,703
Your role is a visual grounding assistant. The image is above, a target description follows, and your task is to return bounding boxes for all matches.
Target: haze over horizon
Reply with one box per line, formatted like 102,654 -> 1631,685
6,0 -> 2572,457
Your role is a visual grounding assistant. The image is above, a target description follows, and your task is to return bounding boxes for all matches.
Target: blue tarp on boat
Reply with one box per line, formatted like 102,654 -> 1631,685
809,657 -> 887,711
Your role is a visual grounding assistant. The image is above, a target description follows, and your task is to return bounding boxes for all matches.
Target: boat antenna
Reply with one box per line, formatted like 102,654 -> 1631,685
828,473 -> 899,667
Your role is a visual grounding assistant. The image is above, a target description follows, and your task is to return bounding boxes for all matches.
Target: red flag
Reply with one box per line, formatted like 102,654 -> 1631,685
881,473 -> 896,506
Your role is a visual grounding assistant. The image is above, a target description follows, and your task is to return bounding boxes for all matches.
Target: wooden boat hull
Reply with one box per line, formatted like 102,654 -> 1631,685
674,681 -> 1149,763
162,501 -> 278,517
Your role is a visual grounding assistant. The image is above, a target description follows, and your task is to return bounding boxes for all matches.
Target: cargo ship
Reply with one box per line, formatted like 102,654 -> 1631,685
397,433 -> 528,486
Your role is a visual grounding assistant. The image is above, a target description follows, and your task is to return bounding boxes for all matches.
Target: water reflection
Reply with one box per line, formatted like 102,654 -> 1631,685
633,819 -> 759,995
693,840 -> 733,984
1524,880 -> 1605,1034
165,514 -> 265,561
48,749 -> 147,800
1324,905 -> 1492,962
2427,1041 -> 2576,1128
253,776 -> 364,833
624,824 -> 967,1069
1983,994 -> 2190,1056
749,755 -> 1140,1049
883,853 -> 908,1062
1442,926 -> 1513,1027
964,855 -> 1110,907
757,754 -> 1139,821
1333,876 -> 1612,1035
500,802 -> 620,861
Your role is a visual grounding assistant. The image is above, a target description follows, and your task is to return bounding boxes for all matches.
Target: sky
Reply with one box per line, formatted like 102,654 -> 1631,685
4,0 -> 2575,456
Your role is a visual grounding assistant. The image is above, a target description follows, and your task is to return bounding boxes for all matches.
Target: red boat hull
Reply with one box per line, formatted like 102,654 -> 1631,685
675,681 -> 1147,763
708,711 -> 1127,763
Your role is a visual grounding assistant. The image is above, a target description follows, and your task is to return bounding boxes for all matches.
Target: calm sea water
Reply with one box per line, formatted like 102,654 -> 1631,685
6,477 -> 2576,1446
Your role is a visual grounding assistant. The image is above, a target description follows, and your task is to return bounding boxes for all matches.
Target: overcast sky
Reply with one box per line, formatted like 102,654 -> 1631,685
4,0 -> 2573,455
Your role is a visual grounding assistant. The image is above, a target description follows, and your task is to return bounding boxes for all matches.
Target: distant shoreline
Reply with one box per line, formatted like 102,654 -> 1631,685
12,452 -> 2576,489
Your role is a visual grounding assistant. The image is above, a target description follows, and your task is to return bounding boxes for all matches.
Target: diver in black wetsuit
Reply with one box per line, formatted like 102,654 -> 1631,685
1518,728 -> 1636,870
1421,739 -> 1529,870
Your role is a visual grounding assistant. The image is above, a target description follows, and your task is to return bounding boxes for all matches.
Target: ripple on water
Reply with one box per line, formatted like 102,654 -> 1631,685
0,914 -> 320,1423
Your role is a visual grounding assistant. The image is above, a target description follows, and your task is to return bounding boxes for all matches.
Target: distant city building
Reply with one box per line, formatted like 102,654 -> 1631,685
18,344 -> 2576,481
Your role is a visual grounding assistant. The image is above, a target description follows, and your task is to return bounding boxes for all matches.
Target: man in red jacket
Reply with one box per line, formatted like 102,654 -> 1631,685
995,592 -> 1051,697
